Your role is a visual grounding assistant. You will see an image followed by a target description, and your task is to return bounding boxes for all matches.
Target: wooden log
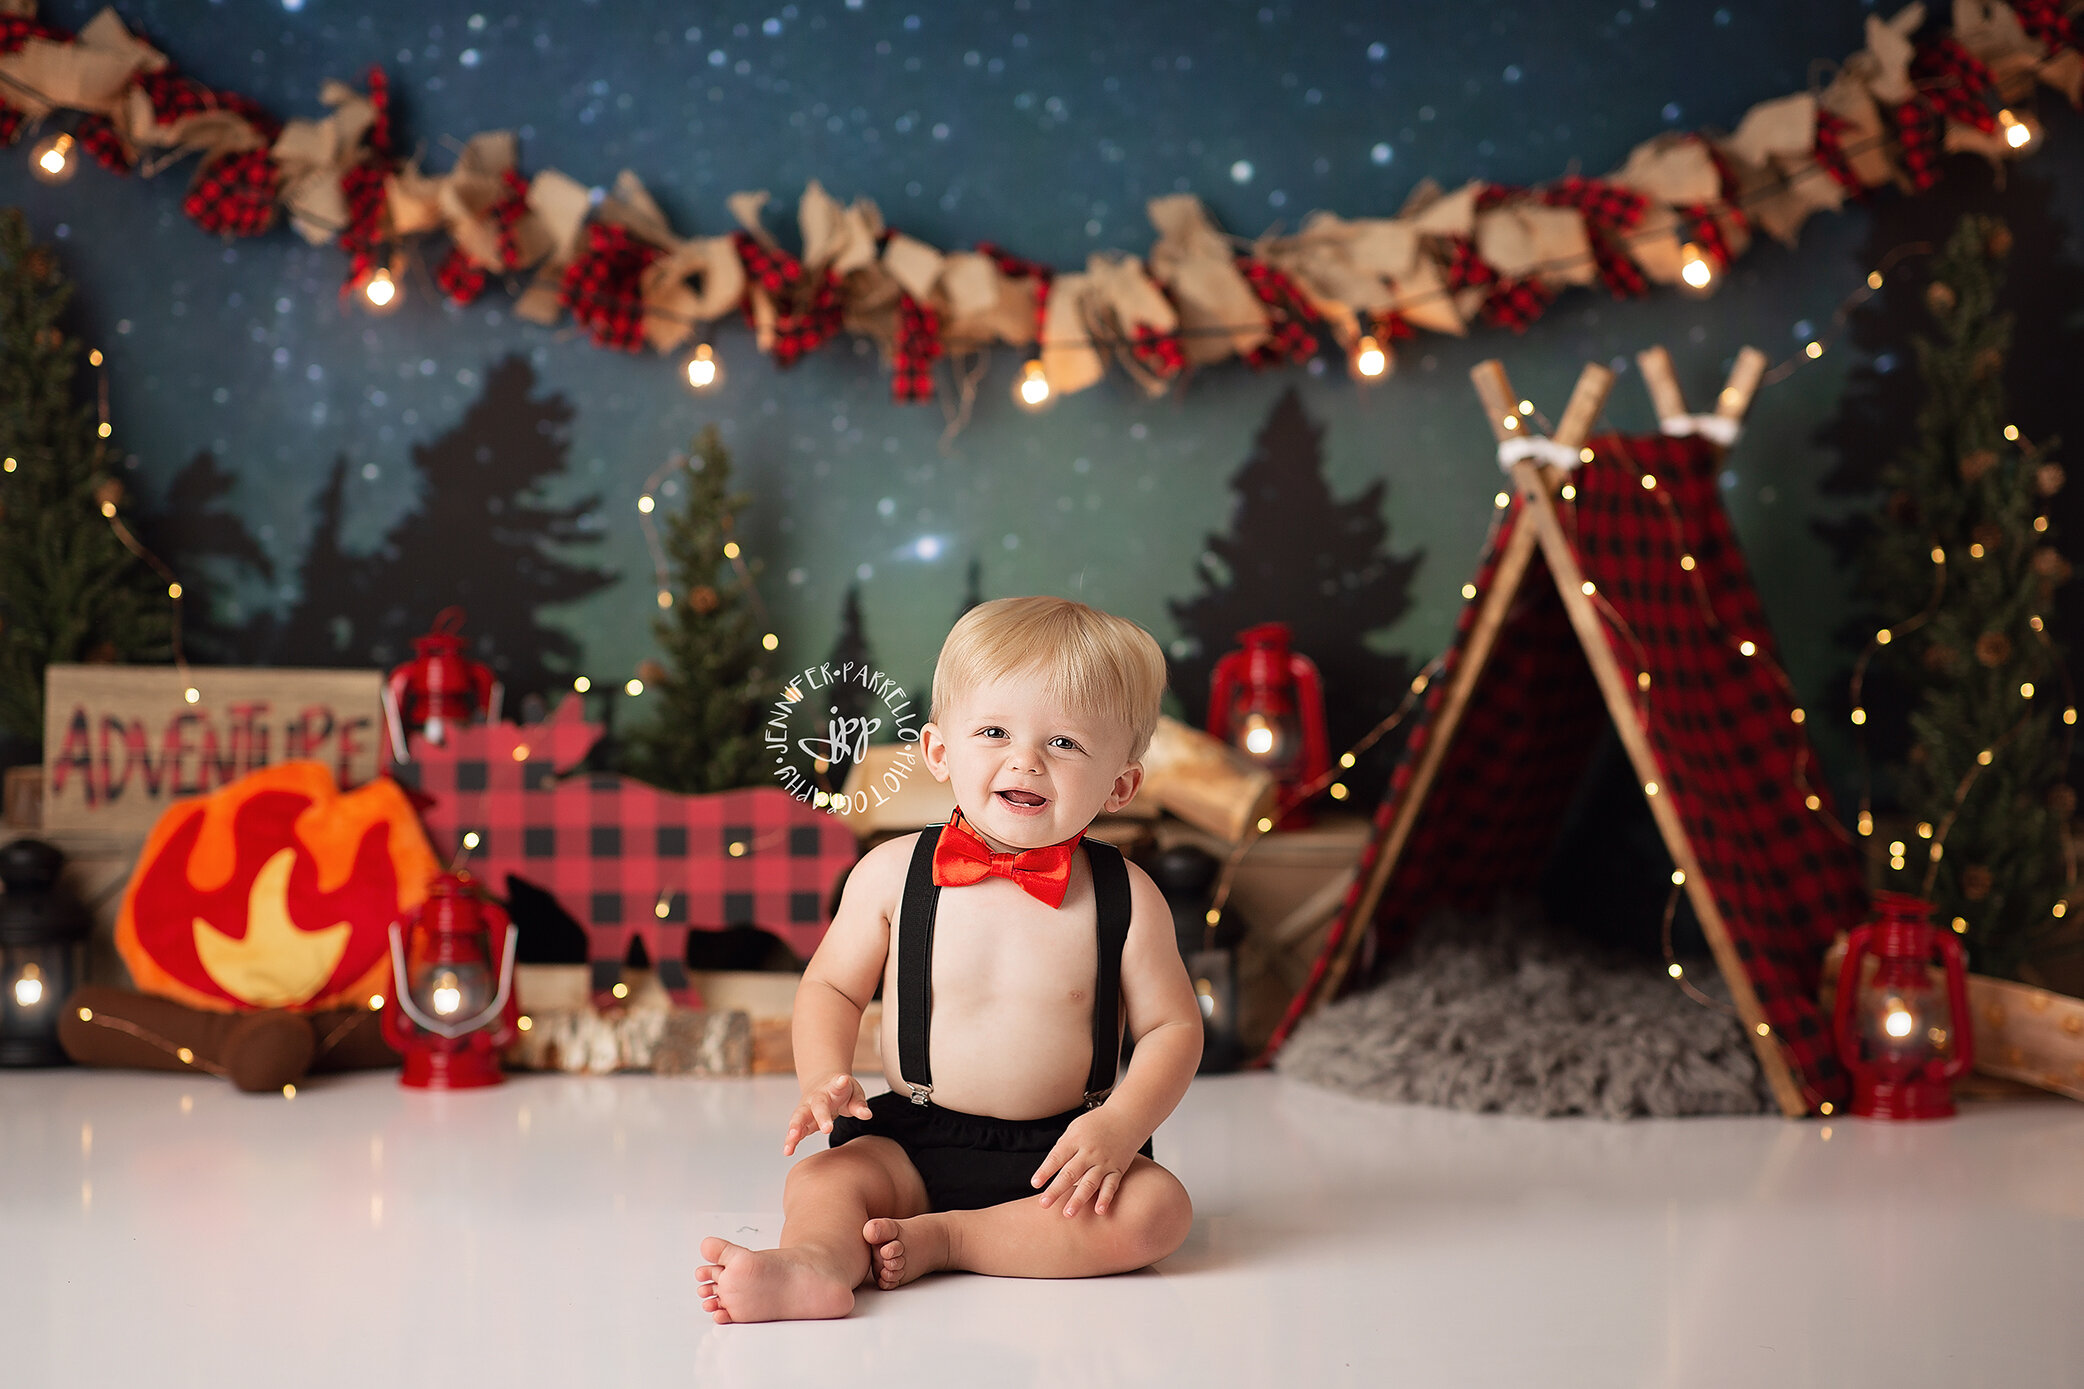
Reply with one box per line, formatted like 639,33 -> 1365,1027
1636,344 -> 1688,422
1139,715 -> 1279,844
1716,345 -> 1768,422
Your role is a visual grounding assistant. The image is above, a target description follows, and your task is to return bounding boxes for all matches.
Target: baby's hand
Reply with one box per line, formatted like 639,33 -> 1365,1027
782,1073 -> 873,1156
1032,1107 -> 1143,1217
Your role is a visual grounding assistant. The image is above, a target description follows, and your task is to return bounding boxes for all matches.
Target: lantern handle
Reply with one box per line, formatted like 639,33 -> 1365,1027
387,921 -> 520,1040
1934,931 -> 1975,1081
1830,923 -> 1875,1067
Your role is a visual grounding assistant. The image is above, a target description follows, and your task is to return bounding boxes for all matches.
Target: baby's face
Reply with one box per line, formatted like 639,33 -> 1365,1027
922,674 -> 1142,852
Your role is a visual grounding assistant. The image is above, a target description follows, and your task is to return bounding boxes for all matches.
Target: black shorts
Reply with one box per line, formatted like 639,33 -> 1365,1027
826,1089 -> 1154,1212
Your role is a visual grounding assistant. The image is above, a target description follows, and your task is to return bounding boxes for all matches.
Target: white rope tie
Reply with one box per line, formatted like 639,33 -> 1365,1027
1497,435 -> 1588,472
1658,414 -> 1742,447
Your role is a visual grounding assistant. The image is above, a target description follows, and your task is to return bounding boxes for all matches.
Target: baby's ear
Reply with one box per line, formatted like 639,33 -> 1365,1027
1106,760 -> 1145,813
919,723 -> 952,782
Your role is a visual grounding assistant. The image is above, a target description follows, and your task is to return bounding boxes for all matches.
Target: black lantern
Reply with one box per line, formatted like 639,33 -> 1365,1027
1147,843 -> 1245,1073
0,839 -> 89,1066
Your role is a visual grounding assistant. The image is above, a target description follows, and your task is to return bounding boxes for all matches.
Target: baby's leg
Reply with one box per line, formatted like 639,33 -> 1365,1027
863,1155 -> 1190,1287
698,1137 -> 927,1323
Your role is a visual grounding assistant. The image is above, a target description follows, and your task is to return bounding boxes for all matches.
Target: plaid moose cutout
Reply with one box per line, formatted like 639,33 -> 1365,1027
1273,434 -> 1865,1112
392,698 -> 859,1004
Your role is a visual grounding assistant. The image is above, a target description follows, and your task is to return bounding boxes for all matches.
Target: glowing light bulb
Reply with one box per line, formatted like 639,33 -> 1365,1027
1667,963 -> 1683,979
573,675 -> 591,693
1998,108 -> 2033,149
1679,555 -> 1696,572
167,582 -> 183,599
1244,724 -> 1275,756
2004,424 -> 2020,442
516,1014 -> 533,1032
14,974 -> 43,1007
99,500 -> 116,518
1559,484 -> 1577,501
1494,492 -> 1510,509
1016,358 -> 1051,409
1580,580 -> 1597,596
89,349 -> 102,366
1883,1006 -> 1914,1039
1952,917 -> 1969,933
1679,242 -> 1714,290
637,494 -> 655,514
612,982 -> 630,1000
1875,628 -> 1893,645
1461,583 -> 1477,599
1580,447 -> 1595,464
362,265 -> 398,311
1917,822 -> 1933,839
1805,794 -> 1821,810
1805,341 -> 1824,359
1977,749 -> 1994,766
462,831 -> 481,850
1353,334 -> 1387,378
1339,752 -> 1356,769
654,896 -> 671,919
1640,474 -> 1657,490
1857,811 -> 1874,836
723,541 -> 741,559
431,971 -> 463,1017
1637,672 -> 1651,691
1329,782 -> 1349,800
96,422 -> 112,438
626,678 -> 645,696
1671,870 -> 1686,885
31,131 -> 77,184
183,686 -> 200,704
1738,641 -> 1756,657
657,589 -> 674,609
1867,271 -> 1884,290
1790,708 -> 1806,724
369,994 -> 385,1010
1851,707 -> 1867,725
685,342 -> 720,390
1255,817 -> 1273,834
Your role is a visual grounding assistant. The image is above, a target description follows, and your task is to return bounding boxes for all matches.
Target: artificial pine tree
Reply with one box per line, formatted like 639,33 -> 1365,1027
0,210 -> 165,753
1865,215 -> 2074,980
620,426 -> 768,793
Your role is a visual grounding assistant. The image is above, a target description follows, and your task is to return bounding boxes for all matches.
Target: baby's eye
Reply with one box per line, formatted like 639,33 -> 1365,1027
976,726 -> 1006,739
1049,736 -> 1082,752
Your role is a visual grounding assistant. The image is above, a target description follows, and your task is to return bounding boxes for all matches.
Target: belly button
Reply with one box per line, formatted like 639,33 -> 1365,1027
1068,989 -> 1086,1002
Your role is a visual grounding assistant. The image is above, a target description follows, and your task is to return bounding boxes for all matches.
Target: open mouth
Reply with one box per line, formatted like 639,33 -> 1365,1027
996,788 -> 1048,809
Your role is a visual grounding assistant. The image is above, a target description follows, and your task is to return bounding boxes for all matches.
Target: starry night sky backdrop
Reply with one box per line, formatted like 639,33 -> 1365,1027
5,0 -> 2083,801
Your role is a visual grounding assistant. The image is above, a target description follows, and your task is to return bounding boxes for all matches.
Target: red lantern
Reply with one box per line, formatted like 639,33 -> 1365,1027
1207,622 -> 1330,827
1830,891 -> 1975,1120
383,607 -> 502,762
383,872 -> 521,1089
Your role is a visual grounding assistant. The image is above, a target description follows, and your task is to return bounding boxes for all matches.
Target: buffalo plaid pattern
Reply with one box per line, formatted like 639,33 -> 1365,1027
976,241 -> 1054,339
1130,322 -> 1187,380
490,169 -> 530,268
337,161 -> 390,287
1544,176 -> 1649,298
892,292 -> 943,402
2011,0 -> 2080,53
0,16 -> 60,53
1441,236 -> 1498,293
1480,276 -> 1555,332
731,231 -> 843,366
560,222 -> 661,352
1701,142 -> 1752,238
182,148 -> 281,237
1812,109 -> 1866,195
1238,257 -> 1321,366
0,107 -> 20,146
436,249 -> 488,304
1270,436 -> 1863,1110
364,66 -> 393,157
1890,99 -> 1947,191
1681,204 -> 1734,269
135,70 -> 216,126
76,116 -> 129,173
1913,36 -> 1999,133
395,709 -> 858,999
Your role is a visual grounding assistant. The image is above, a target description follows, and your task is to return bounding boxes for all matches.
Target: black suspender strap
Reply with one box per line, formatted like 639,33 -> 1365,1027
1083,839 -> 1132,1106
894,824 -> 1135,1110
895,826 -> 944,1104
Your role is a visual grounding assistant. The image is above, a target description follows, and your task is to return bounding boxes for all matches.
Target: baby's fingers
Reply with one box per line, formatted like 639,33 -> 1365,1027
1093,1169 -> 1123,1216
1031,1134 -> 1076,1195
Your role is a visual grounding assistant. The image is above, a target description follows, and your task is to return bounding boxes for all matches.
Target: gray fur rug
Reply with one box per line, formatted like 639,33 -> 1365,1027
1275,903 -> 1773,1118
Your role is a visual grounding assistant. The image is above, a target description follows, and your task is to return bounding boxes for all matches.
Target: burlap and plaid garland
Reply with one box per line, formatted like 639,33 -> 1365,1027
976,240 -> 1054,340
1889,98 -> 1947,191
892,292 -> 942,402
561,222 -> 662,352
1812,109 -> 1865,195
182,147 -> 281,237
1912,35 -> 1999,134
1543,176 -> 1649,298
1238,257 -> 1322,367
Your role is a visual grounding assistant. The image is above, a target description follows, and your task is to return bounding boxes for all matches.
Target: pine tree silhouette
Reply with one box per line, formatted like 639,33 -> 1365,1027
148,450 -> 276,665
356,354 -> 615,700
1167,387 -> 1421,800
271,454 -> 366,667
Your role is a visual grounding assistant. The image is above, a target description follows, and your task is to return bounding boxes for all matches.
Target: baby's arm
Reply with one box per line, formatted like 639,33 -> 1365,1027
1032,860 -> 1203,1216
780,833 -> 909,1156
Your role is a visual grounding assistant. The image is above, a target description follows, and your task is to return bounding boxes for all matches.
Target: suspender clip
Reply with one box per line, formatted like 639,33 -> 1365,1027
1082,1087 -> 1112,1110
907,1082 -> 933,1106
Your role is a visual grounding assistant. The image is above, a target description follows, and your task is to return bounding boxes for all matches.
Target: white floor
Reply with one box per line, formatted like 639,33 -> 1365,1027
2,1068 -> 2078,1389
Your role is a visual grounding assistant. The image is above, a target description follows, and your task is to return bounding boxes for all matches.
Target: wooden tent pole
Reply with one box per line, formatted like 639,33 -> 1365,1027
1306,362 -> 1610,1011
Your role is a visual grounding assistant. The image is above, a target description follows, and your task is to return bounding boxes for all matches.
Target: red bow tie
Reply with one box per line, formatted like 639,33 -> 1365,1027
930,810 -> 1083,908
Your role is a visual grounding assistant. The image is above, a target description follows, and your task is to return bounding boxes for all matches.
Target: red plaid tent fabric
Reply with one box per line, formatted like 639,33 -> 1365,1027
1269,433 -> 1865,1113
392,699 -> 858,1001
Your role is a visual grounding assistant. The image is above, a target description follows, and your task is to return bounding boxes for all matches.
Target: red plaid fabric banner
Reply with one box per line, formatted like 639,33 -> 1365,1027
1238,257 -> 1321,367
1889,99 -> 1947,191
436,248 -> 488,305
338,161 -> 390,288
1701,141 -> 1752,239
1480,277 -> 1555,332
135,70 -> 216,127
182,147 -> 281,236
975,240 -> 1054,339
76,116 -> 129,174
892,292 -> 942,402
1129,322 -> 1186,380
1812,109 -> 1866,195
490,169 -> 530,269
560,222 -> 661,352
730,231 -> 843,366
1912,36 -> 1999,133
1543,176 -> 1649,298
1441,236 -> 1499,292
2010,0 -> 2080,53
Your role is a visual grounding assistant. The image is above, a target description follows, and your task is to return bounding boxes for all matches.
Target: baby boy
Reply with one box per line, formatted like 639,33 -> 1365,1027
697,596 -> 1200,1322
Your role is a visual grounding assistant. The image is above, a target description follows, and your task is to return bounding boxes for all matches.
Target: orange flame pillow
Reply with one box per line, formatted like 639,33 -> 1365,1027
117,762 -> 439,1013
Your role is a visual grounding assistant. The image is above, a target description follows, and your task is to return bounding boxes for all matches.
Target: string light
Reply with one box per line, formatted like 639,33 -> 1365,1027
2021,682 -> 2035,699
612,982 -> 630,999
761,632 -> 779,651
1867,271 -> 1884,290
1637,671 -> 1651,691
1328,782 -> 1349,800
1559,483 -> 1577,501
1951,917 -> 1969,933
361,263 -> 400,313
1997,108 -> 2034,149
573,675 -> 591,692
1352,334 -> 1387,378
1738,640 -> 1756,657
722,541 -> 741,559
1339,752 -> 1356,769
1679,242 -> 1715,291
637,494 -> 655,514
1667,962 -> 1684,978
1858,811 -> 1874,836
30,130 -> 77,184
1916,822 -> 1933,838
1671,870 -> 1686,885
1969,542 -> 1985,559
656,589 -> 673,609
1804,340 -> 1823,359
2004,424 -> 2020,441
1461,583 -> 1477,599
1640,474 -> 1657,490
1789,708 -> 1805,724
1580,580 -> 1597,596
1931,547 -> 1945,564
1679,555 -> 1695,571
685,342 -> 721,390
625,678 -> 644,696
1015,357 -> 1051,409
1850,707 -> 1867,725
182,686 -> 199,704
1976,749 -> 1993,766
1494,491 -> 1511,509
1580,447 -> 1595,464
462,831 -> 481,849
1875,628 -> 1892,645
1517,398 -> 1535,416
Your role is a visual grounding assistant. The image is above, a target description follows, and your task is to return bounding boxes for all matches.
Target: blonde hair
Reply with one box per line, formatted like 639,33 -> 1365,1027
931,597 -> 1168,761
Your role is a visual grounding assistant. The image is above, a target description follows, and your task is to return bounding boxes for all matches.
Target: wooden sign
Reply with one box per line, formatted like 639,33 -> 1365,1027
41,665 -> 384,833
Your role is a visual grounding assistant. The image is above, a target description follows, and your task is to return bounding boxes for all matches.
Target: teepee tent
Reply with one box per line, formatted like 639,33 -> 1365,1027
1267,352 -> 1866,1117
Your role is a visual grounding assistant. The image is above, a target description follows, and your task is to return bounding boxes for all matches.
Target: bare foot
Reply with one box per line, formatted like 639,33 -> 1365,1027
696,1236 -> 856,1324
862,1215 -> 953,1291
